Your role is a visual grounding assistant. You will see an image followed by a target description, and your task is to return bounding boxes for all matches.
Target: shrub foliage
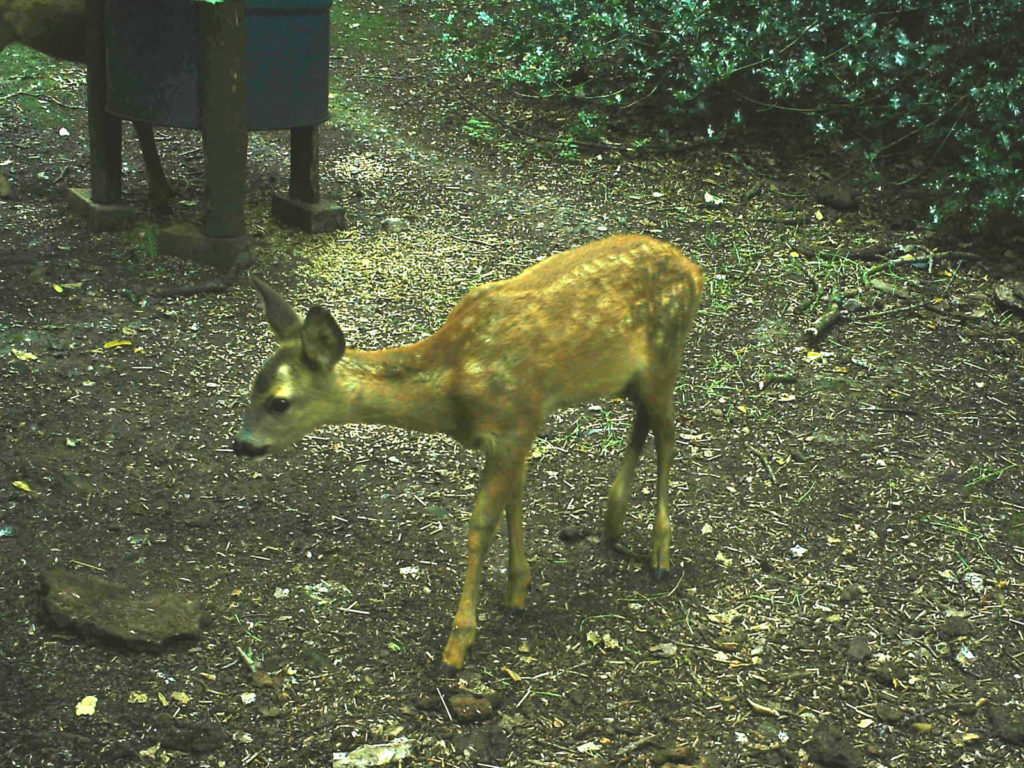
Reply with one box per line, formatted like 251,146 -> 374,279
440,1 -> 1023,238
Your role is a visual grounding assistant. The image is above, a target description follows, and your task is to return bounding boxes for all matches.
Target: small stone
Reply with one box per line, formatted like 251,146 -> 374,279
989,703 -> 1024,745
815,182 -> 858,211
876,702 -> 902,724
449,693 -> 494,722
808,722 -> 862,768
153,714 -> 227,754
846,635 -> 872,663
559,525 -> 590,542
452,725 -> 510,763
993,279 -> 1024,316
652,744 -> 699,765
873,662 -> 908,687
839,583 -> 863,603
650,642 -> 679,658
252,669 -> 277,688
955,698 -> 982,716
938,616 -> 972,640
381,217 -> 409,234
911,722 -> 933,734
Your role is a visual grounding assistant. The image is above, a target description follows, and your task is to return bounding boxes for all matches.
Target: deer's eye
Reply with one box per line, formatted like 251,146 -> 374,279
268,397 -> 291,414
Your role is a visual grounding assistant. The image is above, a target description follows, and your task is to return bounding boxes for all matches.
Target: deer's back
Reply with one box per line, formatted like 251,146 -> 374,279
2,0 -> 87,62
437,235 -> 703,426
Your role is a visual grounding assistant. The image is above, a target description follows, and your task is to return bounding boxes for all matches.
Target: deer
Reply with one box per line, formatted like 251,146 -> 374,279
1,0 -> 171,208
233,234 -> 704,673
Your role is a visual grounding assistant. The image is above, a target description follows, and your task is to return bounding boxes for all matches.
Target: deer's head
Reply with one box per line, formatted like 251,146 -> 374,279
233,278 -> 348,458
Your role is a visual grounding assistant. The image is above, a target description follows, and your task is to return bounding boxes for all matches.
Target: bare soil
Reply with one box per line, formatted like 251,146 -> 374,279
2,3 -> 1023,767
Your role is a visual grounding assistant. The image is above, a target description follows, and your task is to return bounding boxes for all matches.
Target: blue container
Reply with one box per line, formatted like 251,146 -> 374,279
105,0 -> 331,130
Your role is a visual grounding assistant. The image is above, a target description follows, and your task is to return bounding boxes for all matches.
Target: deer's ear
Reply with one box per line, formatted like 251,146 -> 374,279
252,276 -> 302,340
301,306 -> 346,370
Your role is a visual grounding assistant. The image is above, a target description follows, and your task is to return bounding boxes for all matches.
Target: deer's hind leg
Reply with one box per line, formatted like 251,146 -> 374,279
604,401 -> 650,545
504,462 -> 531,610
643,373 -> 679,578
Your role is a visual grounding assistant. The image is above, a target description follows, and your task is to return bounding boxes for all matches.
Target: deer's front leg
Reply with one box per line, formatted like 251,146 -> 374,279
441,450 -> 525,674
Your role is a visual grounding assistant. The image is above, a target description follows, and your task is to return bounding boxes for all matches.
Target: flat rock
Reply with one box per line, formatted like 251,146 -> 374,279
938,615 -> 972,640
153,713 -> 227,754
846,635 -> 872,663
993,279 -> 1024,316
808,722 -> 862,768
41,568 -> 203,651
452,726 -> 510,763
989,703 -> 1024,745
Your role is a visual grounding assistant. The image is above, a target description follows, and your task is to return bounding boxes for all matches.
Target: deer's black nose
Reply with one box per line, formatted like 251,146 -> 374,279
233,439 -> 269,457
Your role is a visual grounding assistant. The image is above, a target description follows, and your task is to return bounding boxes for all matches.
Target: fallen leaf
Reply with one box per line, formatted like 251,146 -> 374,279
75,695 -> 98,716
333,738 -> 413,766
650,642 -> 678,658
13,480 -> 35,494
11,348 -> 38,361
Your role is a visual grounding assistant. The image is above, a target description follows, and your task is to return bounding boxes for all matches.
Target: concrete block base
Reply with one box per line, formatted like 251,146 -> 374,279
68,188 -> 134,232
271,193 -> 346,233
158,223 -> 249,271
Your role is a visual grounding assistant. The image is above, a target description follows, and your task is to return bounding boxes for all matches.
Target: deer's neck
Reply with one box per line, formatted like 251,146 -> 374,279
337,341 -> 462,439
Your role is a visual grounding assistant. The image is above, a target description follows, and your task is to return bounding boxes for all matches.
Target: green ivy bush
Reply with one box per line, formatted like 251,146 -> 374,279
439,1 -> 1023,240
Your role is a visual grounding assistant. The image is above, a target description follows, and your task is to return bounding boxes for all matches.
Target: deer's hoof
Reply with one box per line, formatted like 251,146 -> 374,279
438,662 -> 461,678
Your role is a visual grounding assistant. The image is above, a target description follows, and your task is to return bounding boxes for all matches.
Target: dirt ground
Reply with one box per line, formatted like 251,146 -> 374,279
2,3 -> 1023,767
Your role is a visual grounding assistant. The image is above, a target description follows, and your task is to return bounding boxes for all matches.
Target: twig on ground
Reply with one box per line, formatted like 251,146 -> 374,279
749,446 -> 779,484
791,242 -> 894,262
1,91 -> 85,110
862,253 -> 931,286
437,688 -> 453,721
805,301 -> 842,344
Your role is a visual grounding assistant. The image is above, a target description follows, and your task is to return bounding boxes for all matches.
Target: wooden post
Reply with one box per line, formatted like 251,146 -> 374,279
85,0 -> 121,204
271,124 -> 345,233
160,0 -> 250,269
197,0 -> 247,239
68,0 -> 133,230
289,125 -> 319,204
